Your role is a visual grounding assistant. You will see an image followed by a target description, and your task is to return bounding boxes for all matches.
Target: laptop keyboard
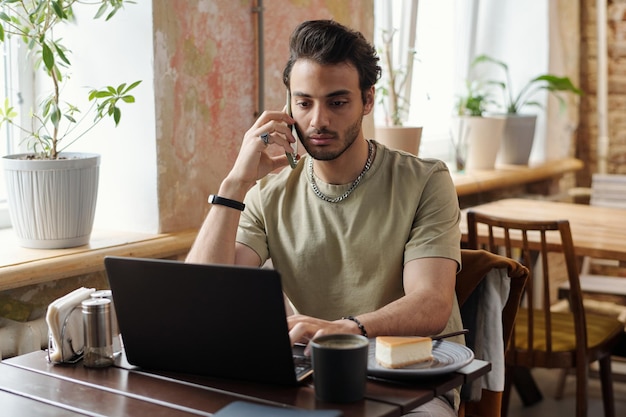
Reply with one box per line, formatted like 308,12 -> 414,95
292,343 -> 312,380
293,353 -> 312,379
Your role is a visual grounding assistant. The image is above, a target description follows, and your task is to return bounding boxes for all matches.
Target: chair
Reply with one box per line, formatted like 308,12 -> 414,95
456,249 -> 529,417
466,210 -> 624,417
559,173 -> 626,301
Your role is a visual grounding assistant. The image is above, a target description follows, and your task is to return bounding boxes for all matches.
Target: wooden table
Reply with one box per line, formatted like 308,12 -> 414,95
460,198 -> 626,265
0,350 -> 489,417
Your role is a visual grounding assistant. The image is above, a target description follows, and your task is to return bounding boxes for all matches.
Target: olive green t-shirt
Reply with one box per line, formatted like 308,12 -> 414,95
237,141 -> 462,321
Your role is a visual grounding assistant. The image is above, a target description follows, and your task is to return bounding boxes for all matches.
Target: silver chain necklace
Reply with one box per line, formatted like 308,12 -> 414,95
308,140 -> 374,203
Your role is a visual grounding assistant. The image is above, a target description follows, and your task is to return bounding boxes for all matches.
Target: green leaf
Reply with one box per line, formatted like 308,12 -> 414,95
53,42 -> 71,66
472,54 -> 508,71
93,91 -> 113,98
94,3 -> 108,19
523,101 -> 542,108
126,80 -> 142,91
51,0 -> 67,19
42,43 -> 54,71
42,98 -> 52,117
50,106 -> 61,129
533,75 -> 582,94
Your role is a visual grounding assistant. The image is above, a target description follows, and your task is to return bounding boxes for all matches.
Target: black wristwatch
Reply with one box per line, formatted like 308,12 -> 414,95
208,194 -> 245,211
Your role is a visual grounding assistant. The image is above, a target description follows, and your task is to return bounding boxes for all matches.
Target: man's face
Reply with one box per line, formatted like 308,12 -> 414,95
289,59 -> 374,161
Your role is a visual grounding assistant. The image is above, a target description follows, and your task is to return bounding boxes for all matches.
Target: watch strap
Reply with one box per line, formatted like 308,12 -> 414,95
208,194 -> 245,211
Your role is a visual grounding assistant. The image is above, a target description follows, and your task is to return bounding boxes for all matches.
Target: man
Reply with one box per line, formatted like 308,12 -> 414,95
186,20 -> 463,416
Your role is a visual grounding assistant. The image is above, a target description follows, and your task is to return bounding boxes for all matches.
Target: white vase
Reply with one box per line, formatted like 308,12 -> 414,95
374,126 -> 423,156
498,114 -> 537,165
452,116 -> 506,171
2,153 -> 100,249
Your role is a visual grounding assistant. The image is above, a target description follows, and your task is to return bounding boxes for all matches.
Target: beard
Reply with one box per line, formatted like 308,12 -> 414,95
300,113 -> 363,161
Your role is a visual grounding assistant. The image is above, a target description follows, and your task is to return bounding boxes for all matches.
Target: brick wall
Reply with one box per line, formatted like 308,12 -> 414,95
578,0 -> 626,185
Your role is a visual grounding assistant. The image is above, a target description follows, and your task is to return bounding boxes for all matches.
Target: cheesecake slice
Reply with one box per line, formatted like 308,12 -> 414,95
375,336 -> 433,369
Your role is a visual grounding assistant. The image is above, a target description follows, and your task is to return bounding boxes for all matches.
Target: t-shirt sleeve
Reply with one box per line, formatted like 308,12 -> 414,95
236,184 -> 270,264
404,161 -> 461,268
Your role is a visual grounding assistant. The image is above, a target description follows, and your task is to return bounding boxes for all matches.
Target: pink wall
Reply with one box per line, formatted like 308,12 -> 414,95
153,0 -> 374,232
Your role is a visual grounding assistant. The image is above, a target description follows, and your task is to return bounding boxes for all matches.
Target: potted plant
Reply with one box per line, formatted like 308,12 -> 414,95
452,80 -> 505,171
472,54 -> 582,164
374,28 -> 422,156
0,0 -> 141,249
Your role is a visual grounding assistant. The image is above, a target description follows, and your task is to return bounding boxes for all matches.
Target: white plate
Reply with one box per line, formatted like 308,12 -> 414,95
367,339 -> 474,380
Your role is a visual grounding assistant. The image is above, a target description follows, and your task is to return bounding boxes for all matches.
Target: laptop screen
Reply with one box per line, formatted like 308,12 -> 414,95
104,256 -> 307,385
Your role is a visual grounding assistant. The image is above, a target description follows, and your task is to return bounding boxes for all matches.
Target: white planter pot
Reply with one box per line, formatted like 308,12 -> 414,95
452,116 -> 506,171
2,153 -> 100,249
498,114 -> 537,165
374,126 -> 423,156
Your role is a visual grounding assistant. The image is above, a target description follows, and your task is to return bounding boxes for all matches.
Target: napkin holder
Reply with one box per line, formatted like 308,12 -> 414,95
46,287 -> 96,364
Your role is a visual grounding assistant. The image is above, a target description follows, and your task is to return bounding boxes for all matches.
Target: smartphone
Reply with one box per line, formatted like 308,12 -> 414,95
285,90 -> 299,169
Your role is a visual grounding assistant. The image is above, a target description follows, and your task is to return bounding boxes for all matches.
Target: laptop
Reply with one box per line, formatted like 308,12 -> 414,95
103,256 -> 313,385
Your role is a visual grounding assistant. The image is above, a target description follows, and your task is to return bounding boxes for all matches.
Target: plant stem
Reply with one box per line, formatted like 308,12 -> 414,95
383,36 -> 398,125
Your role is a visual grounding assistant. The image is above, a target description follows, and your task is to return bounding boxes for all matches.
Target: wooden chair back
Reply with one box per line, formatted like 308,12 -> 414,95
466,211 -> 587,367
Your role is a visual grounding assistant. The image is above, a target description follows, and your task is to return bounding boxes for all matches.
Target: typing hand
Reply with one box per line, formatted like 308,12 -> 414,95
287,314 -> 360,355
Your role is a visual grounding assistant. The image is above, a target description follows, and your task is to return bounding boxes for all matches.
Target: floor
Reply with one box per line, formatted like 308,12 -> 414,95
506,361 -> 626,416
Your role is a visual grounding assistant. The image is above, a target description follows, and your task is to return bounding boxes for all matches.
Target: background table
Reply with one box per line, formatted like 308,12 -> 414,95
460,198 -> 626,265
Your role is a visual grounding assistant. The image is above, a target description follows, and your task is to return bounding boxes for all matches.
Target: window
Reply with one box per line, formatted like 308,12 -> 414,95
0,35 -> 22,229
0,3 -> 157,234
374,0 -> 469,163
374,0 -> 551,165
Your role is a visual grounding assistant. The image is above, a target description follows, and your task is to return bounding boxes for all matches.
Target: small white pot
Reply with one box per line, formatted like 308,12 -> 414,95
452,116 -> 506,171
2,153 -> 100,249
374,126 -> 423,156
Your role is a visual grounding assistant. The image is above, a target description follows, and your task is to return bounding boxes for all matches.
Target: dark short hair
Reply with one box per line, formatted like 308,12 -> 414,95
282,20 -> 381,102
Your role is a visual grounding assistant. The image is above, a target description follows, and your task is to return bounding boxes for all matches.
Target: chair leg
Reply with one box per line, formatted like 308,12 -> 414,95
598,356 -> 615,417
501,366 -> 513,417
512,366 -> 543,405
554,368 -> 569,399
575,362 -> 589,417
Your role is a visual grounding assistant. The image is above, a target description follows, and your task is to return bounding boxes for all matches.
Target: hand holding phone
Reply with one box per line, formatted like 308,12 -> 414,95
285,90 -> 299,169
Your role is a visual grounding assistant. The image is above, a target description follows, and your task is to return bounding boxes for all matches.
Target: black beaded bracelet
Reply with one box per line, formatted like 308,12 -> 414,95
342,315 -> 368,338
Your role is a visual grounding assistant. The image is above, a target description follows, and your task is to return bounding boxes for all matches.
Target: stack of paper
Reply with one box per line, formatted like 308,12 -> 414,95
46,287 -> 96,363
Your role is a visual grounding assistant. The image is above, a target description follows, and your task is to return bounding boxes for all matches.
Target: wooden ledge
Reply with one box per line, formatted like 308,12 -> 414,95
0,229 -> 197,291
0,158 -> 583,291
452,157 -> 583,196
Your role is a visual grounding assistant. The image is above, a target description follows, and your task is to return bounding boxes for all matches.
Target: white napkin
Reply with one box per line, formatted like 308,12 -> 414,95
46,287 -> 95,363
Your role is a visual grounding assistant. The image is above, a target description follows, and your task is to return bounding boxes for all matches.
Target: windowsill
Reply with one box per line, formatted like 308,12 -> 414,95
451,157 -> 584,197
0,157 -> 582,292
0,228 -> 197,291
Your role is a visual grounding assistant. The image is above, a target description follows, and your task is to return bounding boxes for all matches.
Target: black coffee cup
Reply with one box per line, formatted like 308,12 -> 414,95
310,334 -> 369,403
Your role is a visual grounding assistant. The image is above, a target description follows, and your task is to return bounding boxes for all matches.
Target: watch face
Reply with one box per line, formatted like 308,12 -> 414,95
208,195 -> 244,211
